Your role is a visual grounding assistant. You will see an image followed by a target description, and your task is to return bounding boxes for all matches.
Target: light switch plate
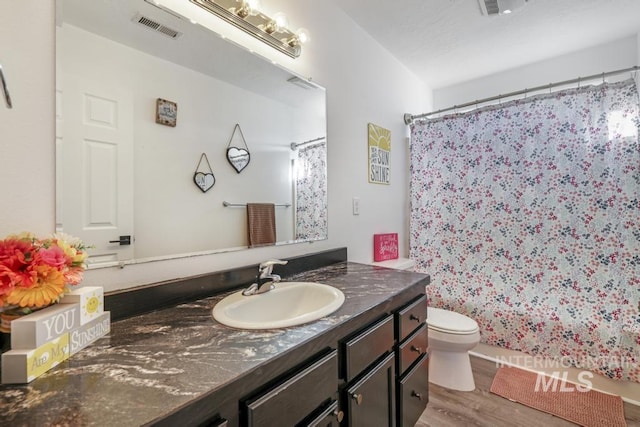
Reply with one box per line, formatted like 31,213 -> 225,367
352,197 -> 360,215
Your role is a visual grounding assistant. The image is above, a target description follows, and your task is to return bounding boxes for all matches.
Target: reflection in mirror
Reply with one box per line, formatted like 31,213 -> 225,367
225,124 -> 251,174
56,0 -> 327,267
292,138 -> 327,241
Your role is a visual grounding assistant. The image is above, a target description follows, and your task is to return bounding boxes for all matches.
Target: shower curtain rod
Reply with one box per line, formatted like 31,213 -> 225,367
403,65 -> 640,125
290,136 -> 326,151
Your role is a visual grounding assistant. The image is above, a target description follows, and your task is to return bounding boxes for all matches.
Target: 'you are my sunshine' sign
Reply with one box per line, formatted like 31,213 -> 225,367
368,123 -> 391,185
1,286 -> 110,384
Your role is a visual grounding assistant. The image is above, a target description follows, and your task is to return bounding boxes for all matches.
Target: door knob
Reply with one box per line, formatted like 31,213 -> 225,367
411,390 -> 423,400
409,314 -> 421,322
350,393 -> 363,405
109,235 -> 131,245
410,345 -> 422,354
333,409 -> 344,422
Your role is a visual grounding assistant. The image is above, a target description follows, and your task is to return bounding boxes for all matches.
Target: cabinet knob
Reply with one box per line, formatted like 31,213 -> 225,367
334,409 -> 344,423
411,390 -> 423,400
410,345 -> 423,354
409,314 -> 421,322
350,393 -> 363,405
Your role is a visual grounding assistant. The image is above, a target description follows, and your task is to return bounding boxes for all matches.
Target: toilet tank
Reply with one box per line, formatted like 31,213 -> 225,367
369,257 -> 416,271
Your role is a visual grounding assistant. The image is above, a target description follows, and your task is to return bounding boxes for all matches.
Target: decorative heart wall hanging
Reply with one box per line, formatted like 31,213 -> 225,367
226,124 -> 251,174
193,153 -> 216,193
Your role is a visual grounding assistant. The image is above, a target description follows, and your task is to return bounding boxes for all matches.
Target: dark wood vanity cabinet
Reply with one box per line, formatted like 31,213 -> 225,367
394,295 -> 429,427
237,293 -> 429,427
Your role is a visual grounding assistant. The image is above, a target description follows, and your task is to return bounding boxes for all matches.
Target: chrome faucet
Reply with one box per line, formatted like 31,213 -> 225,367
242,259 -> 288,296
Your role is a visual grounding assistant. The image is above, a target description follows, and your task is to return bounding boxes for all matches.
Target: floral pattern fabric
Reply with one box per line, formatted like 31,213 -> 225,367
295,143 -> 328,241
410,80 -> 640,382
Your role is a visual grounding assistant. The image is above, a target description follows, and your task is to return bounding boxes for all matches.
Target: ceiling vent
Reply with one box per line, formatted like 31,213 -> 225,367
132,13 -> 182,39
479,0 -> 500,15
479,0 -> 528,16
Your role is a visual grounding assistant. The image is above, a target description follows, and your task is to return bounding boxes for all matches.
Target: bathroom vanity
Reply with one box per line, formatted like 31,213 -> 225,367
0,250 -> 430,426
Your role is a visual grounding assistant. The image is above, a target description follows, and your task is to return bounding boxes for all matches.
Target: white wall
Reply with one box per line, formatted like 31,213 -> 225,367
0,2 -> 55,237
434,35 -> 638,110
0,0 -> 430,293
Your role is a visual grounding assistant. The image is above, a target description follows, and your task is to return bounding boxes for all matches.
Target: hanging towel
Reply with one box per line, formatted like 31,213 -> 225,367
247,203 -> 276,247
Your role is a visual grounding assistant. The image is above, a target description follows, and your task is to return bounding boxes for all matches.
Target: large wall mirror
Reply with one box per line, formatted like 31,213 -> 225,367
56,0 -> 327,267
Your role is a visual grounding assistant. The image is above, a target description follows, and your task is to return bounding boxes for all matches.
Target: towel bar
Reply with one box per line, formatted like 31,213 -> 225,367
223,201 -> 291,208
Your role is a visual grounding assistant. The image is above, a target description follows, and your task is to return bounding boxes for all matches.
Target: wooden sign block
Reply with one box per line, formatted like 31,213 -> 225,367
70,312 -> 110,356
11,304 -> 80,350
60,286 -> 104,325
373,233 -> 399,261
1,334 -> 70,384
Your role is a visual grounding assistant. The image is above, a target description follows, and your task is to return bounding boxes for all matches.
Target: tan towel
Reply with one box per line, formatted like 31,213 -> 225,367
247,203 -> 276,247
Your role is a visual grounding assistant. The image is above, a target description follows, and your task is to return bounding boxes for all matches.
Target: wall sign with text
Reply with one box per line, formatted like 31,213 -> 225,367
368,123 -> 391,184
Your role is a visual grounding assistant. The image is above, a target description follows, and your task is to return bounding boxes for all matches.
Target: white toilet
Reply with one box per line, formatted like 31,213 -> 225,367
369,257 -> 480,391
427,307 -> 480,391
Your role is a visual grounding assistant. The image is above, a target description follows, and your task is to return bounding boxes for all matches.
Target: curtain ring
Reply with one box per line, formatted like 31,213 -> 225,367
548,83 -> 552,94
577,77 -> 581,88
602,72 -> 605,84
524,88 -> 528,99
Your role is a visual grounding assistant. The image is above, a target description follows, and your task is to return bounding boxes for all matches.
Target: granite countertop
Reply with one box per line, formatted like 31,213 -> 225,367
0,262 -> 428,426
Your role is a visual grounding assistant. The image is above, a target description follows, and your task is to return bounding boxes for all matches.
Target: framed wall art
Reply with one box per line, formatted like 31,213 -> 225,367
368,123 -> 390,184
156,98 -> 177,127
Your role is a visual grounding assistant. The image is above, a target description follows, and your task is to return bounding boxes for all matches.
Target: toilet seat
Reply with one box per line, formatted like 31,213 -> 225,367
427,307 -> 479,335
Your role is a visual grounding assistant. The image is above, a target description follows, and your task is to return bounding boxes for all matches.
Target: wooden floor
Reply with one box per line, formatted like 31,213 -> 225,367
416,356 -> 640,427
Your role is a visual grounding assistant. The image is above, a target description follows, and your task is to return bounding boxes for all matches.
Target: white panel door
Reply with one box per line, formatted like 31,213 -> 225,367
60,77 -> 134,265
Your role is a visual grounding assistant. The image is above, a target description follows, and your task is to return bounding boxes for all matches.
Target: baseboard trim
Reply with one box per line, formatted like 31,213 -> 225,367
470,342 -> 640,406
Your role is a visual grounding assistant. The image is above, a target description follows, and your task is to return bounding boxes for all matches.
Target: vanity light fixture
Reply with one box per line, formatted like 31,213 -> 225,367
190,0 -> 309,58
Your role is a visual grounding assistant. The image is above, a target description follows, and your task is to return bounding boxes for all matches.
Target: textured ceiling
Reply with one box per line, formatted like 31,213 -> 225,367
331,0 -> 640,89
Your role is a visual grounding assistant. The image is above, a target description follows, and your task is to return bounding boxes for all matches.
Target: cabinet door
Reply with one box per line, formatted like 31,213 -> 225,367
344,352 -> 395,427
245,350 -> 338,426
397,353 -> 428,427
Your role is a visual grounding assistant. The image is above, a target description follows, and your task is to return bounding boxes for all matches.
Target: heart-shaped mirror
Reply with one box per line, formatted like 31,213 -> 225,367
226,124 -> 251,174
194,172 -> 215,193
227,147 -> 250,174
193,153 -> 216,193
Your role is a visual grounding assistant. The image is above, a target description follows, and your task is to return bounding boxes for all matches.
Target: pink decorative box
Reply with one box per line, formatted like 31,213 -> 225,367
373,233 -> 399,262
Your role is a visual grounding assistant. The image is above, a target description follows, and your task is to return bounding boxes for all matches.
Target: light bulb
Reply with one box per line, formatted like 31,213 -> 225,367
245,0 -> 261,10
273,12 -> 288,30
295,28 -> 310,45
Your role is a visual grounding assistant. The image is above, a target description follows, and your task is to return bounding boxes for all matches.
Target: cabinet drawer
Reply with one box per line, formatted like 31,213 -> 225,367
245,350 -> 338,427
299,400 -> 341,427
397,323 -> 427,375
397,353 -> 429,427
395,295 -> 427,342
341,315 -> 394,382
344,352 -> 395,427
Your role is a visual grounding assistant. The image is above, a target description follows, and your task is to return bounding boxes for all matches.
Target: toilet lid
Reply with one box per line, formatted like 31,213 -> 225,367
427,307 -> 479,333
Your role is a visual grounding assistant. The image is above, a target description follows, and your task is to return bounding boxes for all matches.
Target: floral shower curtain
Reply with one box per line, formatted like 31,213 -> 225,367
294,143 -> 327,241
410,79 -> 640,382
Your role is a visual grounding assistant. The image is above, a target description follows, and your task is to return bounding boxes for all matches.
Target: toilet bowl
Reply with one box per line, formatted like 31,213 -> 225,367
367,258 -> 480,390
427,307 -> 480,391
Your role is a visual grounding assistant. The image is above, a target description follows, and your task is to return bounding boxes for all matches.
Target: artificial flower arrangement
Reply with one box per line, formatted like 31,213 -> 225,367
0,232 -> 88,312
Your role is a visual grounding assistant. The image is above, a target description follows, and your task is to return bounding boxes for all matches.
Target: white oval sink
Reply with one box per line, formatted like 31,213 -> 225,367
212,282 -> 345,329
